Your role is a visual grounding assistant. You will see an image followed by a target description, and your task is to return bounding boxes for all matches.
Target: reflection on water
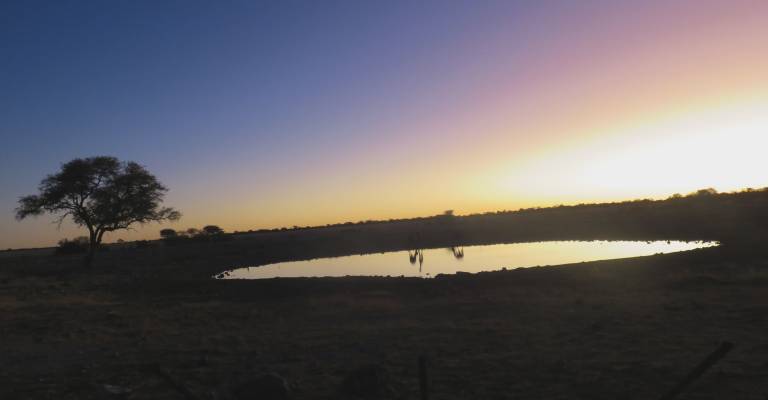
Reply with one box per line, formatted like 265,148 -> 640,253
408,249 -> 424,271
216,240 -> 718,280
448,246 -> 464,259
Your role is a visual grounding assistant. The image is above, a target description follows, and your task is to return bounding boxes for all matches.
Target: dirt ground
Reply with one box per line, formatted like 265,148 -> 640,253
1,240 -> 768,399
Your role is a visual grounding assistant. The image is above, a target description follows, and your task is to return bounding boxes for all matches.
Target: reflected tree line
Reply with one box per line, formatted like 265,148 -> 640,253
407,246 -> 464,272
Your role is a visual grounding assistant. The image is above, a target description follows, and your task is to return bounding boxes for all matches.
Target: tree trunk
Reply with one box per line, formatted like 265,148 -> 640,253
83,231 -> 99,268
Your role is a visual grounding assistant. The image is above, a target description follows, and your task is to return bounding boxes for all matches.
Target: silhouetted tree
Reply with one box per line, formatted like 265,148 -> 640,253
203,225 -> 224,235
160,228 -> 178,239
186,228 -> 202,237
16,156 -> 180,267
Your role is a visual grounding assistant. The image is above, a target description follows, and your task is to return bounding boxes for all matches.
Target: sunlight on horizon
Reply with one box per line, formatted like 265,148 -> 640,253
497,98 -> 768,203
3,1 -> 768,249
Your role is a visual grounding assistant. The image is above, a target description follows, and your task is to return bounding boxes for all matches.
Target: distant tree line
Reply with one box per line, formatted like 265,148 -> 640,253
50,225 -> 228,254
45,186 -> 767,255
160,225 -> 230,245
225,187 -> 767,238
229,209 -> 459,236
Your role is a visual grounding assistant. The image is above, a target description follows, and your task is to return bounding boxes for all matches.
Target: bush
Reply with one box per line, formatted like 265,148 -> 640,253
56,237 -> 89,255
160,228 -> 178,239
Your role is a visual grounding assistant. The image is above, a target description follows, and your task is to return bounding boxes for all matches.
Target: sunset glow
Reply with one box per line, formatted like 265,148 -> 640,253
2,1 -> 767,248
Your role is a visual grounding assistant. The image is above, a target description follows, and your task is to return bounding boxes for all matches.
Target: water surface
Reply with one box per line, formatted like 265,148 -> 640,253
217,240 -> 717,279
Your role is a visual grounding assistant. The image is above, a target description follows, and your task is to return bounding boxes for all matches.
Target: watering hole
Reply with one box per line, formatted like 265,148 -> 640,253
215,240 -> 718,279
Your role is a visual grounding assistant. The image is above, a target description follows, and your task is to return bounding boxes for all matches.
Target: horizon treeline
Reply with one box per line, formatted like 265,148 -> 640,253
229,186 -> 766,235
12,187 -> 766,251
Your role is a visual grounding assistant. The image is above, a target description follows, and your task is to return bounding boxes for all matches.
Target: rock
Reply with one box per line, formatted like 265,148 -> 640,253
232,373 -> 290,400
340,364 -> 400,399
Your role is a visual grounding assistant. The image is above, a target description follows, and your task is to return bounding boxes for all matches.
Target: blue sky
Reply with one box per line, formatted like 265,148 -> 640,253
3,1 -> 767,248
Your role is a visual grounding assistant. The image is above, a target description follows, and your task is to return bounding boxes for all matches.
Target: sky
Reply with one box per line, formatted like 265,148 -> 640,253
2,0 -> 768,249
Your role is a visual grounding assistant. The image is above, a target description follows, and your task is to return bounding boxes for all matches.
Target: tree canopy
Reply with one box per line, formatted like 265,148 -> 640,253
202,225 -> 224,235
16,156 -> 180,265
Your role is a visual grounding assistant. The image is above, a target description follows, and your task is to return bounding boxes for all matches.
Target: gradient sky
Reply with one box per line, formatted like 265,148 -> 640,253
2,1 -> 768,249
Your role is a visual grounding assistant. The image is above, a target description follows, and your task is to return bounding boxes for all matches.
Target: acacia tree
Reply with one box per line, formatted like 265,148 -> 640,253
16,156 -> 181,267
202,225 -> 224,235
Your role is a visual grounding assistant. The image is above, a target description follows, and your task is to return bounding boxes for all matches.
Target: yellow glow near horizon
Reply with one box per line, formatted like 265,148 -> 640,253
498,98 -> 768,203
4,2 -> 768,250
6,98 -> 767,249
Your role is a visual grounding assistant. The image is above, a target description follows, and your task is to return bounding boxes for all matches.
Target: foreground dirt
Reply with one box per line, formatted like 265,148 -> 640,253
1,245 -> 768,399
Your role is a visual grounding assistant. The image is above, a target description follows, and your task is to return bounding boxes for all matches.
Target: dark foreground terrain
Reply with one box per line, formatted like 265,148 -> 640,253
2,191 -> 768,399
2,242 -> 768,399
